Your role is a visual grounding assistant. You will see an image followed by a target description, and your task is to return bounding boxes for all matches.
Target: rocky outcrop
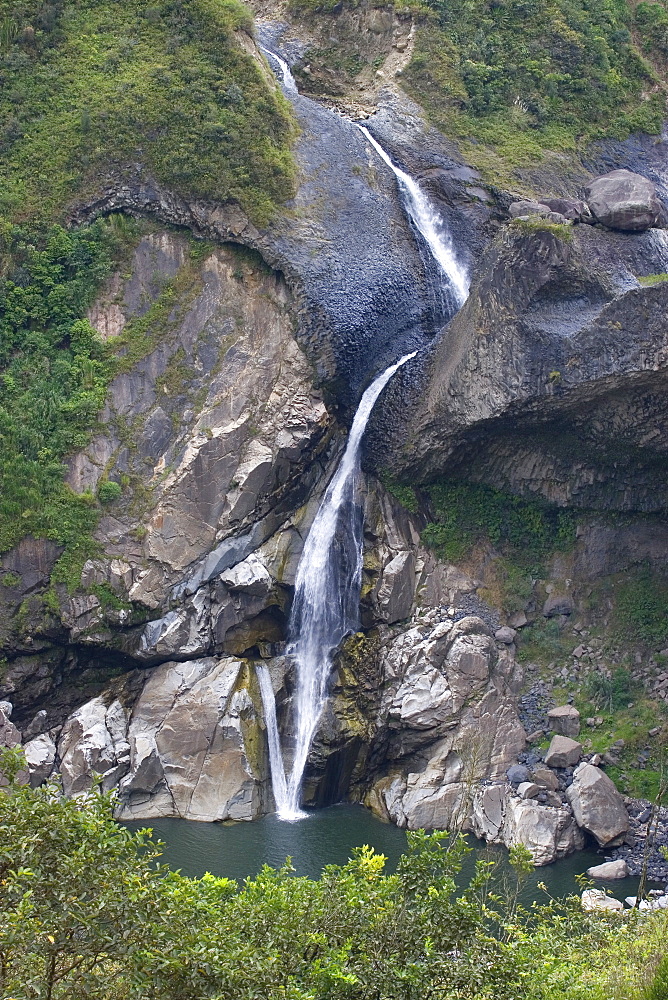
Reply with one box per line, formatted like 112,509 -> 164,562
55,658 -> 269,822
585,170 -> 663,231
384,223 -> 668,513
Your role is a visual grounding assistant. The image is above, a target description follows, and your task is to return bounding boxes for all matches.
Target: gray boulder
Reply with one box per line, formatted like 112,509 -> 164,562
507,763 -> 530,784
517,781 -> 540,799
374,550 -> 416,624
541,197 -> 594,223
23,734 -> 56,787
532,765 -> 560,791
586,859 -> 629,880
585,170 -> 662,231
566,762 -> 629,846
494,626 -> 516,644
581,889 -> 623,912
509,200 -> 552,219
502,795 -> 584,865
545,734 -> 582,768
547,705 -> 580,738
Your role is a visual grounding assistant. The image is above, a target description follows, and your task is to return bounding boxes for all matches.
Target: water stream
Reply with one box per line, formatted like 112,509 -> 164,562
256,53 -> 470,820
358,125 -> 470,309
260,45 -> 298,93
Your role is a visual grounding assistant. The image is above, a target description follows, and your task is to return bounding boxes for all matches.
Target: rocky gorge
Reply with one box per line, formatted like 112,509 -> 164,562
1,1 -> 668,879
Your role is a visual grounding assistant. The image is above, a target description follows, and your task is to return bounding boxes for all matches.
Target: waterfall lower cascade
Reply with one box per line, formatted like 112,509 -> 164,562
358,126 -> 470,309
258,352 -> 416,820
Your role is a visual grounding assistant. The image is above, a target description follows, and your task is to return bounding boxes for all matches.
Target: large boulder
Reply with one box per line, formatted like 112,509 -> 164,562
581,889 -> 623,912
545,734 -> 582,768
502,795 -> 585,865
585,170 -> 662,231
23,734 -> 56,788
547,705 -> 580,738
566,762 -> 629,846
586,859 -> 629,880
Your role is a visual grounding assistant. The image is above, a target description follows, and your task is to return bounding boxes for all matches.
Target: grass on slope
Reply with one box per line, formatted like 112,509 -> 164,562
0,0 -> 297,225
403,0 -> 667,181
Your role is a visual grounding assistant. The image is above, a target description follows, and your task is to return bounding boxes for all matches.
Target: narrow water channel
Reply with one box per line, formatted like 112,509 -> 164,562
125,804 -> 650,906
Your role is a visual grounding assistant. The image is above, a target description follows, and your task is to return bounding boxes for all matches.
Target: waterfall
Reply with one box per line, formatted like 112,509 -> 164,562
357,125 -> 470,309
256,663 -> 289,808
260,45 -> 298,93
259,351 -> 416,820
254,59 -> 469,818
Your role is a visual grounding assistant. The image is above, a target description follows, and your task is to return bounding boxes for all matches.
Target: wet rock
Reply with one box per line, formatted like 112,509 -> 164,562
586,859 -> 629,879
566,762 -> 629,846
585,170 -> 662,231
545,735 -> 582,768
547,705 -> 580,738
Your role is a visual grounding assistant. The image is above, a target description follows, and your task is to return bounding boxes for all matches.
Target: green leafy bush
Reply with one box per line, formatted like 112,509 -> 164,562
646,953 -> 668,1000
0,217 -> 133,553
1,759 -> 667,1000
0,0 -> 297,224
421,480 -> 576,564
97,480 -> 122,504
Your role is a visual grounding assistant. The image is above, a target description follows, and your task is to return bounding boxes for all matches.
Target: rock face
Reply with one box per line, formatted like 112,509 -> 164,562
58,658 -> 268,821
566,762 -> 630,846
585,170 -> 662,231
384,223 -> 668,514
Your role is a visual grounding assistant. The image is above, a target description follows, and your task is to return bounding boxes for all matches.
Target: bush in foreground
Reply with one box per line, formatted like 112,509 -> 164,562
0,748 -> 666,1000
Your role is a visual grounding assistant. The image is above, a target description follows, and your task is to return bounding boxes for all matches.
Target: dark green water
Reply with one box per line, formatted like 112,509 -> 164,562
126,803 -> 646,905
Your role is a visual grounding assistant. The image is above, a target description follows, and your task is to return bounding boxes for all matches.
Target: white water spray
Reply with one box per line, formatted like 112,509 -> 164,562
260,45 -> 298,93
259,351 -> 416,820
358,125 -> 469,308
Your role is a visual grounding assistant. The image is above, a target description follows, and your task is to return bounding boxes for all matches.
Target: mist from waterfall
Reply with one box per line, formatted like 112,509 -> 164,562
357,125 -> 470,310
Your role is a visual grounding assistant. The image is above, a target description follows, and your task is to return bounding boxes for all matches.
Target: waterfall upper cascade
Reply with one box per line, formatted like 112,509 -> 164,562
260,45 -> 298,93
258,351 -> 417,820
358,126 -> 470,309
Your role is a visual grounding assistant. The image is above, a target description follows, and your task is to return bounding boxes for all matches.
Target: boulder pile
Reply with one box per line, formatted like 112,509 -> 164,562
509,169 -> 665,232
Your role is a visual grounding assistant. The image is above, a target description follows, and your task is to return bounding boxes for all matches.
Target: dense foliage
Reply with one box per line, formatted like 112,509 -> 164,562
0,0 -> 297,224
401,0 -> 668,177
420,480 -> 576,565
613,568 -> 668,646
0,755 -> 666,1000
0,217 -> 134,553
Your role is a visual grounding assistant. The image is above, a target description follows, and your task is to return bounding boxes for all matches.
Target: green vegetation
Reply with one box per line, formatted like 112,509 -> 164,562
97,480 -> 122,505
380,471 -> 419,514
421,480 -> 576,564
0,0 -> 297,225
613,568 -> 668,645
0,216 -> 135,554
401,0 -> 667,182
510,218 -> 574,240
1,754 -> 667,1000
638,273 -> 668,285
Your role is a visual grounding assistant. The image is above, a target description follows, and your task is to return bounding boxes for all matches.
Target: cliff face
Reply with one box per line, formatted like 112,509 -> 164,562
1,2 -> 667,861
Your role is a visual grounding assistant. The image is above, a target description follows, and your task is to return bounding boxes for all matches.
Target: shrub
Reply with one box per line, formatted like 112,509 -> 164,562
646,953 -> 668,1000
97,480 -> 122,504
613,569 -> 668,645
